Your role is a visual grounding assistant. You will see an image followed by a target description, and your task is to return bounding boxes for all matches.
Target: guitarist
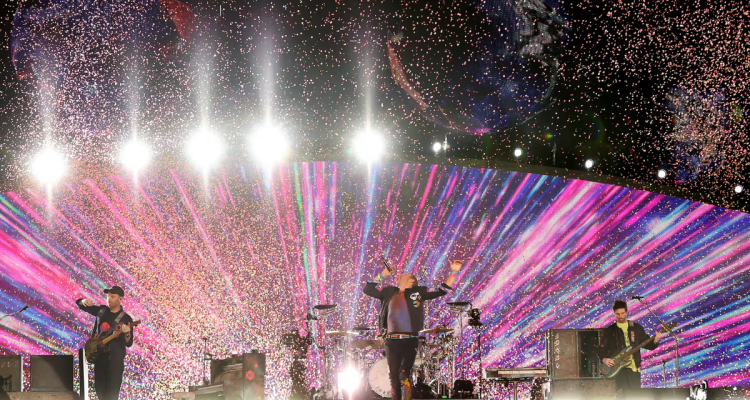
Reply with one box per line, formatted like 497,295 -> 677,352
597,300 -> 663,392
76,286 -> 134,400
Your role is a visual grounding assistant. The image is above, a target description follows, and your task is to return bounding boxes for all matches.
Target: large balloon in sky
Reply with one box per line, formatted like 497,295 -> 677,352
10,0 -> 195,135
387,0 -> 566,134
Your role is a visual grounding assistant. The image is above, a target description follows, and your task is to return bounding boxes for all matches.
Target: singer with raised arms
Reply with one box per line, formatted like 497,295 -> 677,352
363,260 -> 462,400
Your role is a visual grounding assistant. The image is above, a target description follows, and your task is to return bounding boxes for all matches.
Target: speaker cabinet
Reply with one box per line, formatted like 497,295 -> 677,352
0,355 -> 23,392
546,329 -> 605,379
30,355 -> 74,392
242,352 -> 266,400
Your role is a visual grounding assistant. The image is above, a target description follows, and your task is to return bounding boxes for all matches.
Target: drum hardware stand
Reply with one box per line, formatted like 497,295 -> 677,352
468,308 -> 483,399
634,297 -> 681,387
310,305 -> 338,400
201,337 -> 214,386
447,301 -> 471,398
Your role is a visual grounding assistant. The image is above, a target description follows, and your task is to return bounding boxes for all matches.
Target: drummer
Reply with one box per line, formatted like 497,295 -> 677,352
363,261 -> 463,400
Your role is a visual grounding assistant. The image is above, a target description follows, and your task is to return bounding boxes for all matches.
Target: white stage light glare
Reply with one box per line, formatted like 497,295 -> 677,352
119,138 -> 152,173
249,123 -> 290,165
514,148 -> 523,158
735,185 -> 744,194
353,129 -> 385,162
31,147 -> 67,186
585,159 -> 594,169
432,142 -> 442,153
657,169 -> 667,179
337,366 -> 361,394
186,128 -> 224,171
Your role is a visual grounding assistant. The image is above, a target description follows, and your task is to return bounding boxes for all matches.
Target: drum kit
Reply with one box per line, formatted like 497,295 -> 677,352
307,302 -> 474,399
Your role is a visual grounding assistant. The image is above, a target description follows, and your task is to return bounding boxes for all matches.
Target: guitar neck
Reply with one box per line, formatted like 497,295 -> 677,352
625,336 -> 654,357
100,330 -> 122,346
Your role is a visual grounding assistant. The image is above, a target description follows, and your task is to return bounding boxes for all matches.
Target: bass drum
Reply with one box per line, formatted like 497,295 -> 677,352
368,358 -> 391,398
367,357 -> 424,398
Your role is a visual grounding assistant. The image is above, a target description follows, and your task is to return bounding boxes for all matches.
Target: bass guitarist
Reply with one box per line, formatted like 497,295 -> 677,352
76,286 -> 134,400
597,299 -> 663,392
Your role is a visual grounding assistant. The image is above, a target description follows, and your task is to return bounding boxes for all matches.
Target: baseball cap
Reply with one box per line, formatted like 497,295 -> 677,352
103,285 -> 125,297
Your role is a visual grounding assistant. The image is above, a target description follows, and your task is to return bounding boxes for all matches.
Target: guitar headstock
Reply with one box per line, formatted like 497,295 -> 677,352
130,320 -> 142,328
658,322 -> 677,333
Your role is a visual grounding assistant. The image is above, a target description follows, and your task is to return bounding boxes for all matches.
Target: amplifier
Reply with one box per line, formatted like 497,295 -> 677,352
30,355 -> 74,392
546,329 -> 604,379
0,355 -> 23,392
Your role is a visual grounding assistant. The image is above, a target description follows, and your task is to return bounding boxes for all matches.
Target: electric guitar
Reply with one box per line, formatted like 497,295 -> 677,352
84,320 -> 141,364
599,322 -> 676,378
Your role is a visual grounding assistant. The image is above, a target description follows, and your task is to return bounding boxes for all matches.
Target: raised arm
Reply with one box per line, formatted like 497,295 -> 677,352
76,298 -> 102,316
363,267 -> 392,299
424,260 -> 462,300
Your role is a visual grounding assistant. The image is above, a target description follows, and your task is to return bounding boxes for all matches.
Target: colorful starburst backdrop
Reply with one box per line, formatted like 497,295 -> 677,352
1,162 -> 749,399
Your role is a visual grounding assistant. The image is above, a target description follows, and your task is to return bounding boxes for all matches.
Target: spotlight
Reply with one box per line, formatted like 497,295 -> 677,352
584,159 -> 594,169
119,138 -> 152,174
735,185 -> 744,194
337,366 -> 361,395
186,127 -> 224,171
657,169 -> 667,179
30,147 -> 67,186
353,129 -> 385,163
513,148 -> 523,158
248,123 -> 289,166
432,142 -> 442,153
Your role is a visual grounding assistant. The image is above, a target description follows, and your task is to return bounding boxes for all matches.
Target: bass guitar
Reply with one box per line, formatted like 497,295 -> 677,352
599,322 -> 676,378
84,320 -> 141,364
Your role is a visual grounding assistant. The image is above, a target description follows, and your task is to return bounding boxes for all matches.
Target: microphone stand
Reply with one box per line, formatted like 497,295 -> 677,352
635,298 -> 682,387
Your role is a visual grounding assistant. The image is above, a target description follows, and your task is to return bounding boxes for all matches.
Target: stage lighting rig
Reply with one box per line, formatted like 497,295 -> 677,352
186,127 -> 224,172
119,138 -> 152,174
30,147 -> 67,186
248,123 -> 290,166
353,129 -> 385,163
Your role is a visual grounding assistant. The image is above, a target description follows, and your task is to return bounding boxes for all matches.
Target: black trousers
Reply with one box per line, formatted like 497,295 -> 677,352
614,368 -> 641,393
385,337 -> 418,400
94,353 -> 125,400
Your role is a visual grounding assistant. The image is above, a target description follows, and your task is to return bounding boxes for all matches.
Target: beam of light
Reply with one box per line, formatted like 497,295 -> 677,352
658,169 -> 667,179
585,159 -> 594,169
433,142 -> 442,153
514,148 -> 523,158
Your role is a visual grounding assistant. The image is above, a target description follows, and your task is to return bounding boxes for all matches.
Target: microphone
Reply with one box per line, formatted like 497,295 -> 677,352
21,305 -> 29,312
631,296 -> 645,300
381,257 -> 393,273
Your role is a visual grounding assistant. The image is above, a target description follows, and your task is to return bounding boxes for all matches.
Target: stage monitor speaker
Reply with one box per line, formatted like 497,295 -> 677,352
30,355 -> 74,392
0,355 -> 23,392
546,329 -> 604,379
242,351 -> 266,400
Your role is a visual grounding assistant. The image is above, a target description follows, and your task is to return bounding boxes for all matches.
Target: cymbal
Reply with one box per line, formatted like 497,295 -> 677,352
351,325 -> 375,331
325,330 -> 358,337
350,339 -> 384,350
314,304 -> 338,310
419,327 -> 455,334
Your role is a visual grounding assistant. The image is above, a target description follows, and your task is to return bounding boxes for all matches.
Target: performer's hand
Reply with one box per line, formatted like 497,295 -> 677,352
450,260 -> 463,272
121,324 -> 131,333
654,330 -> 663,343
81,299 -> 93,307
381,267 -> 393,278
602,358 -> 615,367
